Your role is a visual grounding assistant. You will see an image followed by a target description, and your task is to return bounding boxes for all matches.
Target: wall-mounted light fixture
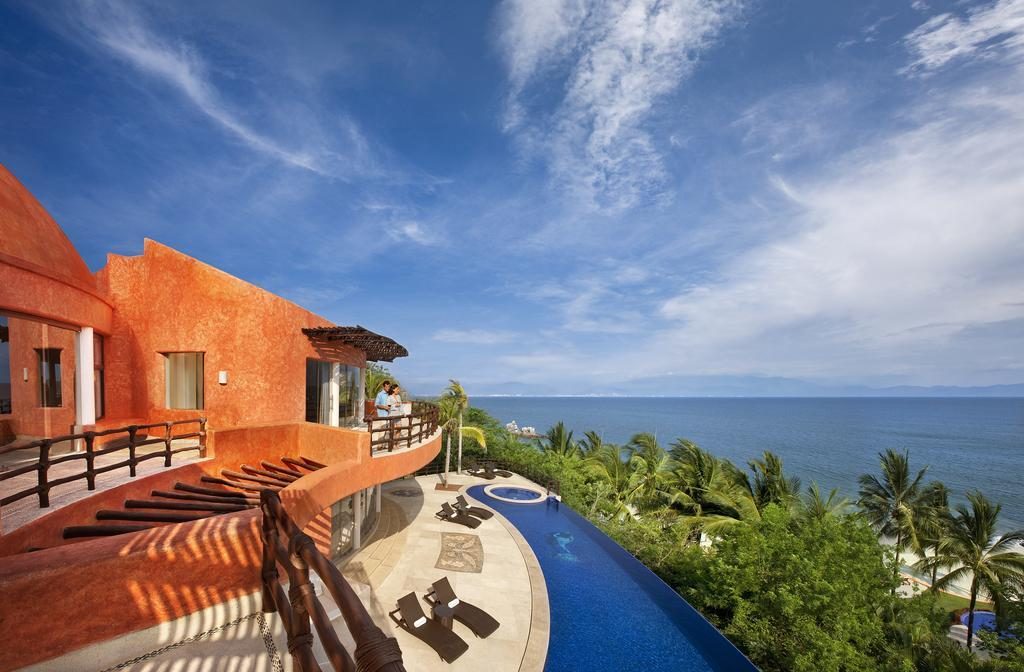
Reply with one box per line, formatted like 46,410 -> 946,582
218,370 -> 229,385
22,367 -> 28,382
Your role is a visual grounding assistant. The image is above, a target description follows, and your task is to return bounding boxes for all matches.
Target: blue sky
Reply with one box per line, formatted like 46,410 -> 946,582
2,0 -> 1023,395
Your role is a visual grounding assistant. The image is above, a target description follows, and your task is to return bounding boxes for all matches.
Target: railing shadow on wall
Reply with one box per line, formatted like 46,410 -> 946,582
0,418 -> 207,509
0,419 -> 443,672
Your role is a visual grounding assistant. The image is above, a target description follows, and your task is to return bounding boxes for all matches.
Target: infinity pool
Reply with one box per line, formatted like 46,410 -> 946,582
467,485 -> 758,671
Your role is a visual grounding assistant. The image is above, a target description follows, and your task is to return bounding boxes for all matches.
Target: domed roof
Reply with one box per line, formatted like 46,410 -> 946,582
0,163 -> 98,294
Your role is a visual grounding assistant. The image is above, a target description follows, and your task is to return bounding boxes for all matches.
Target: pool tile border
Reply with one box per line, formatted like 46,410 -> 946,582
464,484 -> 549,672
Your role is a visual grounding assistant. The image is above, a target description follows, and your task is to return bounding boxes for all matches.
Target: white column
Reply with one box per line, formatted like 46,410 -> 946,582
352,490 -> 362,550
375,485 -> 382,513
329,363 -> 341,427
74,327 -> 96,431
358,365 -> 366,427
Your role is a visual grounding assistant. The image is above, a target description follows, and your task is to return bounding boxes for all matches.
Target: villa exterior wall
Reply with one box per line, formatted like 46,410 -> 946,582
0,164 -> 113,333
95,239 -> 366,431
3,317 -> 77,438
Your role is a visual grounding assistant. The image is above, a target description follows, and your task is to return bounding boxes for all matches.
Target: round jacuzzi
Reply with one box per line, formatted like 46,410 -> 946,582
485,484 -> 547,503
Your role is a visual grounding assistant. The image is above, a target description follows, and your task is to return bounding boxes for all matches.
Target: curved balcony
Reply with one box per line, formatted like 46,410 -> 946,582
0,406 -> 443,672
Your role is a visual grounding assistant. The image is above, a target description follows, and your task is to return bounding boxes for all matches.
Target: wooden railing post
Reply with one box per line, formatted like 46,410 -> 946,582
199,417 -> 208,458
163,422 -> 173,468
260,494 -> 278,614
127,425 -> 138,477
37,439 -> 52,508
388,418 -> 396,453
84,432 -> 96,490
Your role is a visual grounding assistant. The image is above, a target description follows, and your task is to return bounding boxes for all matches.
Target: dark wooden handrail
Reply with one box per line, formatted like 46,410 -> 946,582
364,402 -> 439,456
260,490 -> 406,672
0,418 -> 207,509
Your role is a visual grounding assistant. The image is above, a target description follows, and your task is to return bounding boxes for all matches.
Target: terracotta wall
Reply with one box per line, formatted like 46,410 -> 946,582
96,239 -> 365,430
0,163 -> 113,332
2,317 -> 77,438
0,422 -> 441,671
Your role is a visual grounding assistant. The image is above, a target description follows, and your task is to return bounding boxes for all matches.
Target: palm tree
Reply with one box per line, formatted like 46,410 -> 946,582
913,482 -> 952,588
800,483 -> 850,522
578,430 -> 606,456
438,392 -> 487,485
666,439 -> 759,540
625,433 -> 672,513
858,449 -> 937,593
443,380 -> 470,474
538,422 -> 579,460
584,443 -> 632,519
918,491 -> 1024,650
744,451 -> 801,512
364,363 -> 397,397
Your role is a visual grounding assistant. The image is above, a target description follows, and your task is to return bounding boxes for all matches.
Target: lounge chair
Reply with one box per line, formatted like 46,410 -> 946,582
473,465 -> 497,480
389,592 -> 469,662
425,577 -> 500,639
436,502 -> 481,528
455,495 -> 494,520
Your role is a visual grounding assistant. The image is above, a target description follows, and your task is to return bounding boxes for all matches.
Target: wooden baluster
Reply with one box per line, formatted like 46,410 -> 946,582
38,439 -> 52,508
260,493 -> 278,614
84,432 -> 96,490
199,417 -> 208,458
388,417 -> 395,453
164,422 -> 173,467
127,425 -> 138,477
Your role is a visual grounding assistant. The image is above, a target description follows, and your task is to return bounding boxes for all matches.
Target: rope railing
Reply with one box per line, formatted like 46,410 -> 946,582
363,401 -> 439,456
260,489 -> 406,672
0,418 -> 207,509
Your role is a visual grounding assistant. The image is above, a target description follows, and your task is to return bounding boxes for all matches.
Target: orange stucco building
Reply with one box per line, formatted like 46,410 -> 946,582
0,163 -> 441,670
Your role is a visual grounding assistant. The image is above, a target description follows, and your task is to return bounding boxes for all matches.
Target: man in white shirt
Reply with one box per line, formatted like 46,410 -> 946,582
375,380 -> 392,417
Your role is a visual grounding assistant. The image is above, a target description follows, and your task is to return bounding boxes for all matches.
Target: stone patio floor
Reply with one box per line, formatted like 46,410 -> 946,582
22,473 -> 549,672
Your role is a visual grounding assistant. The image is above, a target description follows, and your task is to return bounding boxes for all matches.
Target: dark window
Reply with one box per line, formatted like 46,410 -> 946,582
306,359 -> 331,423
37,348 -> 62,407
0,317 -> 10,414
94,334 -> 105,419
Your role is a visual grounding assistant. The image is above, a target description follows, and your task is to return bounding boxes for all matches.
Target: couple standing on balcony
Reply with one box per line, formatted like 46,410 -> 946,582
374,380 -> 404,417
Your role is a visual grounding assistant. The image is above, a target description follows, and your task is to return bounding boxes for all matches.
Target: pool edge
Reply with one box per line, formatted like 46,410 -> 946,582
464,485 -> 550,672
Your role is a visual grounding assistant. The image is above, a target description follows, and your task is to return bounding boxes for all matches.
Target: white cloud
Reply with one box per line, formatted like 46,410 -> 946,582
433,329 -> 515,344
49,0 -> 382,180
654,28 -> 1024,384
386,221 -> 437,246
904,0 -> 1024,73
498,0 -> 742,213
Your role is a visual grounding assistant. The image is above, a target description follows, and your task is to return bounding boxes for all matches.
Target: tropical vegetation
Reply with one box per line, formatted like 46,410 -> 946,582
431,404 -> 1024,672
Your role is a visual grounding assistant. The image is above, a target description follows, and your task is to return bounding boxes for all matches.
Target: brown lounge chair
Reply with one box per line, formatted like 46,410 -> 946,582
455,495 -> 494,520
473,465 -> 497,479
436,502 -> 481,528
389,592 -> 469,663
425,577 -> 500,639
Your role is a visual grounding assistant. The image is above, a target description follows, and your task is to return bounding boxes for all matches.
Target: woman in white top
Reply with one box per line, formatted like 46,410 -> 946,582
388,386 -> 403,415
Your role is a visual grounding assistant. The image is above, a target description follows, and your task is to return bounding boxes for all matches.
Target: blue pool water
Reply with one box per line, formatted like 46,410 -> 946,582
962,610 -> 997,631
490,486 -> 543,501
468,485 -> 758,671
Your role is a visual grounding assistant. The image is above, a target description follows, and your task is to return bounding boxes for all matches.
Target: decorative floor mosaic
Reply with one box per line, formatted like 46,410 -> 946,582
388,488 -> 422,497
435,532 -> 484,573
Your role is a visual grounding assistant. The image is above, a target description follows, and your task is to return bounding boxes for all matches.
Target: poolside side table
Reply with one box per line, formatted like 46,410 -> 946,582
432,603 -> 455,630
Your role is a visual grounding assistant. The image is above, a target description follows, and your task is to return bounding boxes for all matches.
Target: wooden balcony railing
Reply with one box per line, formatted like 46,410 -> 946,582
364,401 -> 439,455
260,489 -> 405,672
0,418 -> 207,509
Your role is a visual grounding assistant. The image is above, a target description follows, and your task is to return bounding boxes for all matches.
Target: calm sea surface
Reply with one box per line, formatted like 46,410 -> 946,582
472,397 -> 1024,532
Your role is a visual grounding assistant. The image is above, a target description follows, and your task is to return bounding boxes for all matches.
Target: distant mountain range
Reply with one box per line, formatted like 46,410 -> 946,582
471,376 -> 1024,398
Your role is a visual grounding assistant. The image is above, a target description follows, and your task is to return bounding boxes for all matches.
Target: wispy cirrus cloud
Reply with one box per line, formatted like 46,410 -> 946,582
41,0 -> 386,180
650,4 -> 1024,384
497,0 -> 742,213
903,0 -> 1024,73
433,329 -> 515,345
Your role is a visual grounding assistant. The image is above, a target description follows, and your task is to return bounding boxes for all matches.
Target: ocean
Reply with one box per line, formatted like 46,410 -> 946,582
471,397 -> 1024,533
